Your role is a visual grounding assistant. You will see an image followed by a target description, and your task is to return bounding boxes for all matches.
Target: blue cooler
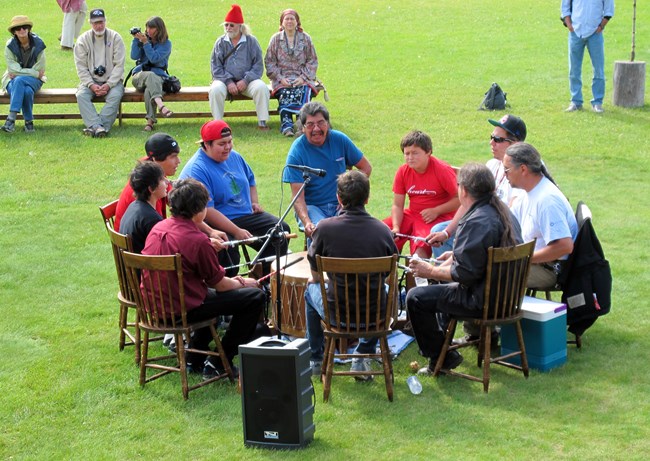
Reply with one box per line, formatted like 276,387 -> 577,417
501,296 -> 567,372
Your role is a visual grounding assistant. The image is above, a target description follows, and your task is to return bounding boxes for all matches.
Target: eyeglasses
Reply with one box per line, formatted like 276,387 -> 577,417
490,135 -> 514,143
503,166 -> 517,175
304,120 -> 328,130
224,23 -> 237,28
12,25 -> 31,32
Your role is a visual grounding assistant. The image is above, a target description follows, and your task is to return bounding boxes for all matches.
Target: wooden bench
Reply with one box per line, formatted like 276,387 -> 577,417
0,83 -> 325,124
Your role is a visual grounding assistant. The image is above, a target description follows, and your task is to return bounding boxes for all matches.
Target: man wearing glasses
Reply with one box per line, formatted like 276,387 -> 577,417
427,114 -> 526,346
503,142 -> 578,290
209,4 -> 269,130
283,102 -> 372,241
428,114 -> 527,255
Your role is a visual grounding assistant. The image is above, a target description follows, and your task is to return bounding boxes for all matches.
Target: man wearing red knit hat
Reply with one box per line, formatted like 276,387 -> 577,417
209,5 -> 270,130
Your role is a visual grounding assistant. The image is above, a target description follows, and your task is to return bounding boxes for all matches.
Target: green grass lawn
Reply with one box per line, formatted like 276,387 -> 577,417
2,0 -> 650,459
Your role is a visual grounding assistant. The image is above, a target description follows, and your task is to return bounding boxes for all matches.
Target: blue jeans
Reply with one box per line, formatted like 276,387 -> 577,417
6,76 -> 43,121
296,202 -> 339,248
430,220 -> 454,258
305,282 -> 378,361
568,31 -> 605,106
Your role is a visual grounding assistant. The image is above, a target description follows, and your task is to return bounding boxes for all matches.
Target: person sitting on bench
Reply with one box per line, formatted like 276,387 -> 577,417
73,8 -> 125,138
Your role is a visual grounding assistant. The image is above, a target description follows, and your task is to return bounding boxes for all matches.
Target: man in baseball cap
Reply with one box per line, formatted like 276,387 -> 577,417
74,6 -> 125,137
487,114 -> 527,143
180,120 -> 291,275
114,132 -> 181,231
428,113 -> 528,345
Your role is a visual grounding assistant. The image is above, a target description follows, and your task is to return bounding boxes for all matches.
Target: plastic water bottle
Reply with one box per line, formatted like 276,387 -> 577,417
407,375 -> 422,395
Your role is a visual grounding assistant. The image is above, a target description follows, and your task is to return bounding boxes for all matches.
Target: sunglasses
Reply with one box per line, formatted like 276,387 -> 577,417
224,23 -> 237,28
12,25 -> 31,32
490,135 -> 514,143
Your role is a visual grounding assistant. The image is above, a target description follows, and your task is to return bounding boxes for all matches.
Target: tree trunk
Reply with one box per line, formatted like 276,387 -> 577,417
612,61 -> 646,107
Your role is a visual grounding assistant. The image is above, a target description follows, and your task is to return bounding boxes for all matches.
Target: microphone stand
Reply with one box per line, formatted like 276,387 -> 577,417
251,171 -> 312,340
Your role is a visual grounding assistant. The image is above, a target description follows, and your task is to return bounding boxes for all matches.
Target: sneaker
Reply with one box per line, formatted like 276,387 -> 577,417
565,102 -> 583,112
24,121 -> 35,133
82,127 -> 95,137
1,119 -> 16,133
186,362 -> 203,374
418,350 -> 464,375
309,360 -> 322,377
592,104 -> 604,113
257,121 -> 270,131
61,46 -> 73,51
282,127 -> 294,137
350,358 -> 373,382
452,331 -> 499,349
202,359 -> 238,381
94,125 -> 107,138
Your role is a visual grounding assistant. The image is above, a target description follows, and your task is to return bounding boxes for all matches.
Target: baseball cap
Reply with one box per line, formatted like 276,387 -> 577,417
198,120 -> 232,143
89,9 -> 106,23
488,114 -> 527,141
145,133 -> 180,160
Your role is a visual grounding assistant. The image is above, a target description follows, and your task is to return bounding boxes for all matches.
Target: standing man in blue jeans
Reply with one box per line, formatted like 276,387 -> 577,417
562,0 -> 614,113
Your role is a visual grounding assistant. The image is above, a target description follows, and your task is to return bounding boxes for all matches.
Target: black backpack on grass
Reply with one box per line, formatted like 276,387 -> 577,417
478,82 -> 507,111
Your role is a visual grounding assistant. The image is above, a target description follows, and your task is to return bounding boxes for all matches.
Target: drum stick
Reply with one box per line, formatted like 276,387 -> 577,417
256,256 -> 305,283
400,254 -> 444,265
394,232 -> 429,243
222,254 -> 278,271
222,232 -> 298,247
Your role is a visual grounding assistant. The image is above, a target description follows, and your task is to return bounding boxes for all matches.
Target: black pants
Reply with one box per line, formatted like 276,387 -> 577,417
186,287 -> 265,364
406,283 -> 481,360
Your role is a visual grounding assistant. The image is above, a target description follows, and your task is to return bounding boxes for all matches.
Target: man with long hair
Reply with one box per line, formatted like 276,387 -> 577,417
407,163 -> 523,374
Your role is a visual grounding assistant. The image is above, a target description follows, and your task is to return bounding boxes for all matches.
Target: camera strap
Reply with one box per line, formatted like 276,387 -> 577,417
90,32 -> 109,80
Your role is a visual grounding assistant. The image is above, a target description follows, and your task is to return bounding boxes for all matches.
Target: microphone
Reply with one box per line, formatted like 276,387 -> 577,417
287,164 -> 327,177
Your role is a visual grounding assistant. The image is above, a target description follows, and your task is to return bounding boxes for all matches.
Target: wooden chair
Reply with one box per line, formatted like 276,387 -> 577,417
433,240 -> 535,393
316,254 -> 399,402
105,224 -> 141,363
99,199 -> 119,230
121,251 -> 234,399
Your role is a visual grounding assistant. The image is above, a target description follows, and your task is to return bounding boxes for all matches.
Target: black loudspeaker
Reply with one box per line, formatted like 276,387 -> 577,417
239,337 -> 315,449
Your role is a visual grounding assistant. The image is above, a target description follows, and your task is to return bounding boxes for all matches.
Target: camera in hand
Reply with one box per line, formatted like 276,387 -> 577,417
130,27 -> 141,35
93,65 -> 106,77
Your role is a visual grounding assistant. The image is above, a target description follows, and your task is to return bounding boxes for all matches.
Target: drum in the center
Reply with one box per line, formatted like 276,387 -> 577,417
270,251 -> 311,337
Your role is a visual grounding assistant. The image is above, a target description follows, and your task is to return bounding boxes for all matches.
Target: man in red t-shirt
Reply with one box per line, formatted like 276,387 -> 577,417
383,130 -> 459,258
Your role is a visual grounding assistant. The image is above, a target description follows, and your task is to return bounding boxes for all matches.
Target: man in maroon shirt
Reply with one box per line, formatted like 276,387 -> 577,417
142,178 -> 265,378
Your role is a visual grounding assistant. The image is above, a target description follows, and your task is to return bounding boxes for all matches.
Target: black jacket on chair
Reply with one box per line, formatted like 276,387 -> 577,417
559,216 -> 612,336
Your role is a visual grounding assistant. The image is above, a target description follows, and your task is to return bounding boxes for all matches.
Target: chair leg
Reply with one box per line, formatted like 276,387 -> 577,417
133,311 -> 141,365
379,336 -> 393,402
210,323 -> 234,382
176,333 -> 189,400
433,318 -> 457,376
118,302 -> 128,351
139,331 -> 149,388
482,325 -> 491,393
323,336 -> 336,402
515,321 -> 529,378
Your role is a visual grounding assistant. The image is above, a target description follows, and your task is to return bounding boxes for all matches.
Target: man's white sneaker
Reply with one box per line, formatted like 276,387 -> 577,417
310,360 -> 322,377
565,102 -> 583,112
592,104 -> 604,113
